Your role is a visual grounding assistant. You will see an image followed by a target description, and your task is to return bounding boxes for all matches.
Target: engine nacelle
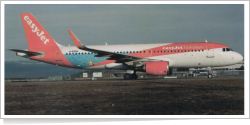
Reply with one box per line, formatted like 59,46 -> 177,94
143,61 -> 169,75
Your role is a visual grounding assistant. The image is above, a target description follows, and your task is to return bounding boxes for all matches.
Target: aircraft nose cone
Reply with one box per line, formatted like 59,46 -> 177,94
234,52 -> 243,63
239,54 -> 243,61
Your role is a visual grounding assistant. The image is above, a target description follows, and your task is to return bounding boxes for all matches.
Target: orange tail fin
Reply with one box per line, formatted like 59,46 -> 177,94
21,13 -> 58,49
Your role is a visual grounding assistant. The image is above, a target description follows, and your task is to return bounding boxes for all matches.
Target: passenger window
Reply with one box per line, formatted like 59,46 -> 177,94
226,48 -> 230,51
69,53 -> 71,55
171,50 -> 172,52
174,50 -> 176,52
223,48 -> 225,52
167,50 -> 169,52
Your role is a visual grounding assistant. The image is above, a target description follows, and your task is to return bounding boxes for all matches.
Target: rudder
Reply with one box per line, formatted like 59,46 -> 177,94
21,13 -> 58,49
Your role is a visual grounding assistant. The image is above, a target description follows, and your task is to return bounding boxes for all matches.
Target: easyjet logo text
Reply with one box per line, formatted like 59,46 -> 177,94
162,46 -> 183,50
24,15 -> 49,45
163,46 -> 204,50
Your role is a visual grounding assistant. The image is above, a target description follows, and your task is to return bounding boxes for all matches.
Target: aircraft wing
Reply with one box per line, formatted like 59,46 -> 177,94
67,30 -> 158,64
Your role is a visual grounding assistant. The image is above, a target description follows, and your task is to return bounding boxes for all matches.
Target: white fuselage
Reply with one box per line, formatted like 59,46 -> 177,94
56,43 -> 243,69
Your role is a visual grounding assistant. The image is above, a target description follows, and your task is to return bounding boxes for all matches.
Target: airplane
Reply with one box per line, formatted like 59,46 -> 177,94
9,13 -> 243,80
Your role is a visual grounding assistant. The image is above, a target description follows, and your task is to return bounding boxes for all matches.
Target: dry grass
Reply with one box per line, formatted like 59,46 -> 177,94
5,77 -> 244,115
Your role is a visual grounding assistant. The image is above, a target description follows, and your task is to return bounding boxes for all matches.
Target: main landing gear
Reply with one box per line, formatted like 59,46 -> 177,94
207,67 -> 213,79
124,70 -> 138,80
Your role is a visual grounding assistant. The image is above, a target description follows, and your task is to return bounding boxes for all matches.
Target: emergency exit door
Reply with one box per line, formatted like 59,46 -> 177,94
142,49 -> 152,57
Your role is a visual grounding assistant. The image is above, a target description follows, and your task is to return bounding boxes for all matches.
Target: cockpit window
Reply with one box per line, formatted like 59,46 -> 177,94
223,48 -> 234,52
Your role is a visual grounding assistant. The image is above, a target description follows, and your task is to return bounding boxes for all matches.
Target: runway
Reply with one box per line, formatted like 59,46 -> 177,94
5,77 -> 244,115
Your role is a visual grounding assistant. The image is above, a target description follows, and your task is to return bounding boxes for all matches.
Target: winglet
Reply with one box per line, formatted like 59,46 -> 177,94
67,30 -> 84,48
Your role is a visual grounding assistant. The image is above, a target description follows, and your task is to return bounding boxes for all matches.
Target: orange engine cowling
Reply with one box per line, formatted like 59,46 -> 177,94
144,61 -> 169,75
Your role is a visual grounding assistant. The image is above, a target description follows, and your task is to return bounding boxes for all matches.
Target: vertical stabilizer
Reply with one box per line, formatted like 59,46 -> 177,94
20,13 -> 58,49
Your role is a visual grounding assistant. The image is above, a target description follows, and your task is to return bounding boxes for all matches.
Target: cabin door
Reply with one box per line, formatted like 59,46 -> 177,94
206,44 -> 214,58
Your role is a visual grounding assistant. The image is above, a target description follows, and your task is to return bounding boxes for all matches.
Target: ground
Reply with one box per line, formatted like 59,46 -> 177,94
5,76 -> 244,115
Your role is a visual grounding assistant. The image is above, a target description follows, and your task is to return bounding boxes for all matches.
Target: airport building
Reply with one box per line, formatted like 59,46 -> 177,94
5,61 -> 244,82
42,60 -> 244,81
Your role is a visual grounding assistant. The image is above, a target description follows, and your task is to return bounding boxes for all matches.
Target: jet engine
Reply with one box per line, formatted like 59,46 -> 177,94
143,61 -> 169,75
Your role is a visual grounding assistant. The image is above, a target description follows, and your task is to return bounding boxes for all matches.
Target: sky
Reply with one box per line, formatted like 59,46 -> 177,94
4,3 -> 245,61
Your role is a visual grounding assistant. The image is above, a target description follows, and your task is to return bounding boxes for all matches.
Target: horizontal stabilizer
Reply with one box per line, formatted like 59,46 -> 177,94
9,49 -> 42,56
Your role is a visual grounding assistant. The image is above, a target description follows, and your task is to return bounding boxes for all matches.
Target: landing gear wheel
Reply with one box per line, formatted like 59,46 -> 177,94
132,74 -> 138,80
124,73 -> 132,80
207,74 -> 213,79
124,73 -> 138,80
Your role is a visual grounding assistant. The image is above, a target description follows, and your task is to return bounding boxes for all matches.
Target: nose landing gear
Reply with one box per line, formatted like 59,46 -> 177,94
207,74 -> 213,79
207,67 -> 213,79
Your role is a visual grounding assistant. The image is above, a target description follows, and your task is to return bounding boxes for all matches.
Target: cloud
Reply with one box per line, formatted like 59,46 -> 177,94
4,4 -> 244,62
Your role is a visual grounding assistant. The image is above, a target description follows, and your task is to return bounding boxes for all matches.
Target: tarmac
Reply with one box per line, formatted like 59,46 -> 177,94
5,76 -> 244,115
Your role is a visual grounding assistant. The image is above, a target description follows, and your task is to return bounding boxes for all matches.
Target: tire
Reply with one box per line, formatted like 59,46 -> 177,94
124,73 -> 132,80
207,74 -> 213,79
124,73 -> 138,80
132,74 -> 138,80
